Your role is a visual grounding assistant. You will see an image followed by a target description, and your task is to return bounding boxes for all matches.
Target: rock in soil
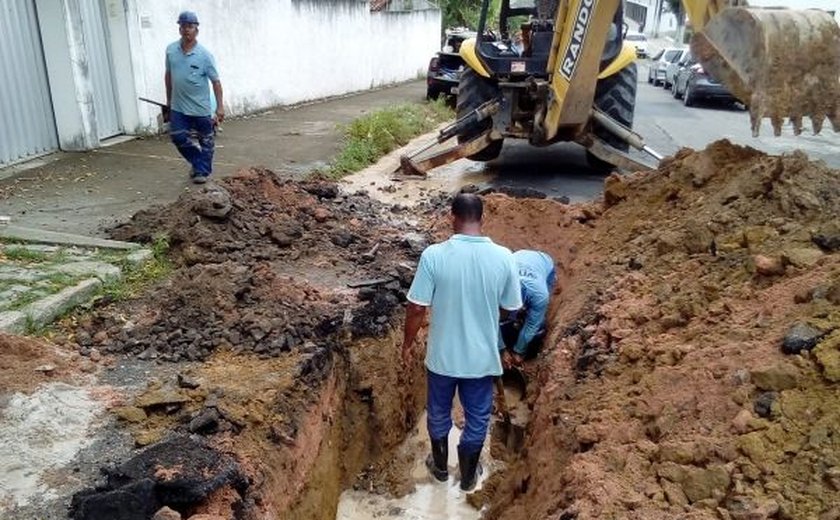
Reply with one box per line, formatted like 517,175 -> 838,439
782,322 -> 827,354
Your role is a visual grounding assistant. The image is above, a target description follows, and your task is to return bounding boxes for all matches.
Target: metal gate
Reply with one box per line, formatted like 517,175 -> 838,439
0,1 -> 58,167
80,0 -> 121,139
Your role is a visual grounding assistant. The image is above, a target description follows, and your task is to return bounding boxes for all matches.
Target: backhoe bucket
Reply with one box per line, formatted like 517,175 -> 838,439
692,7 -> 840,137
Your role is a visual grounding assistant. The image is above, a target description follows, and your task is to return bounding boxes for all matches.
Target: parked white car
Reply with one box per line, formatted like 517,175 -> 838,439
647,47 -> 685,87
663,49 -> 688,89
625,31 -> 649,58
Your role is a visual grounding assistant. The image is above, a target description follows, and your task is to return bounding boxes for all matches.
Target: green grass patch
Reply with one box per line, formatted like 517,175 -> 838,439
3,246 -> 50,263
325,98 -> 454,178
100,234 -> 173,302
30,235 -> 174,338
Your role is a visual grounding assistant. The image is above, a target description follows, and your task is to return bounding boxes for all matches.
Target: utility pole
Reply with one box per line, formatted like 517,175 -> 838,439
653,0 -> 663,38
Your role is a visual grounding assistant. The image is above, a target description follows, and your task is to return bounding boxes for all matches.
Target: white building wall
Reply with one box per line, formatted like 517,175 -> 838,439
628,0 -> 838,37
125,0 -> 441,133
748,0 -> 838,23
625,0 -> 677,37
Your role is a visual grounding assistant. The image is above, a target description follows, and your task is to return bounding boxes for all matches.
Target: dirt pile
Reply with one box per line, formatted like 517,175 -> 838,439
61,169 -> 427,519
474,141 -> 840,519
74,169 -> 420,362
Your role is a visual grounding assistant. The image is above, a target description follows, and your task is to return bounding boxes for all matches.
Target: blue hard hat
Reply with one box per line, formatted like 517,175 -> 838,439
177,11 -> 199,25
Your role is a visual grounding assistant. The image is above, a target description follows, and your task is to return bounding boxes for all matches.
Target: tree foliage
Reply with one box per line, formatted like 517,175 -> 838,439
439,0 -> 501,31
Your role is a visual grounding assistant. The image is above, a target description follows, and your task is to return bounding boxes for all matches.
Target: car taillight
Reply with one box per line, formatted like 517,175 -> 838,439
429,57 -> 440,72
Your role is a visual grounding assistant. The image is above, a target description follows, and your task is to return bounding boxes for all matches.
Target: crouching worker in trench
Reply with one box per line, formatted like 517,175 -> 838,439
501,249 -> 556,368
401,193 -> 522,491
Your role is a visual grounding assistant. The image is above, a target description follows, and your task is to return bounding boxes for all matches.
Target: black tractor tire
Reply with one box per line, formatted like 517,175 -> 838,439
586,62 -> 638,172
456,69 -> 504,161
426,86 -> 441,100
592,62 -> 637,152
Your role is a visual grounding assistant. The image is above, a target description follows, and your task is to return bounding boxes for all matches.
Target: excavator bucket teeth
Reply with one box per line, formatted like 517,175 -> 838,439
692,7 -> 840,137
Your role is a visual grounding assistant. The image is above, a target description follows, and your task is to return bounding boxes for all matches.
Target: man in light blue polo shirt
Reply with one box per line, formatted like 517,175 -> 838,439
500,249 -> 556,366
165,11 -> 224,184
402,193 -> 522,492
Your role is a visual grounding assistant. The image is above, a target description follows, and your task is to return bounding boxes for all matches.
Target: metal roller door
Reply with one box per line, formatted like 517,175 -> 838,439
80,0 -> 121,139
0,1 -> 58,167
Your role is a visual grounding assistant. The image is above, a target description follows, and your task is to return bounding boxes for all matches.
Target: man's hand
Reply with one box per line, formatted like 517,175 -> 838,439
501,349 -> 514,370
402,302 -> 426,370
214,107 -> 225,124
501,349 -> 523,370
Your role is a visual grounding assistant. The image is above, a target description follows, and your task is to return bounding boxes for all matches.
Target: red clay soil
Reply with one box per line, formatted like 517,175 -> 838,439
476,141 -> 840,519
16,142 -> 840,520
0,333 -> 92,394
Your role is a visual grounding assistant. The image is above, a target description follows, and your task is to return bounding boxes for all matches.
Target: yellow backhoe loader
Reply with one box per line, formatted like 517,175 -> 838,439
398,0 -> 840,176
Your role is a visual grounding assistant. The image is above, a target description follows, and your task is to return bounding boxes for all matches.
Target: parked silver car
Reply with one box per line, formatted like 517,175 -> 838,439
647,47 -> 684,87
662,49 -> 687,89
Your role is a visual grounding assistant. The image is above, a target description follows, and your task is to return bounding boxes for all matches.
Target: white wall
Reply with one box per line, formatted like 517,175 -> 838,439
36,0 -> 98,151
625,0 -> 678,37
748,0 -> 838,22
124,0 -> 441,133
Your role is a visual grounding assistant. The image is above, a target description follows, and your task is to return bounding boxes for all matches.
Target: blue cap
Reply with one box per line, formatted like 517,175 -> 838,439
177,11 -> 199,25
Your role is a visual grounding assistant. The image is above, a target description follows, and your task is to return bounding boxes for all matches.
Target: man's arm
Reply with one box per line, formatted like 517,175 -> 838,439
165,70 -> 172,107
513,293 -> 548,355
402,302 -> 427,365
212,80 -> 224,122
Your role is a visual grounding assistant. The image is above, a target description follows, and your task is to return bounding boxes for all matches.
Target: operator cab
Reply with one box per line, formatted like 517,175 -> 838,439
473,0 -> 625,77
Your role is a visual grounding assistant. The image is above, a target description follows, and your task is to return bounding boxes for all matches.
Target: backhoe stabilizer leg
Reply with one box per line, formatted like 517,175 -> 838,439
395,131 -> 497,178
586,138 -> 656,172
590,108 -> 664,162
393,100 -> 501,178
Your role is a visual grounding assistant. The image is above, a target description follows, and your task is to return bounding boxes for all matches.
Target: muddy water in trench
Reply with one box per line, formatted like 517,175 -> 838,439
336,378 -> 529,520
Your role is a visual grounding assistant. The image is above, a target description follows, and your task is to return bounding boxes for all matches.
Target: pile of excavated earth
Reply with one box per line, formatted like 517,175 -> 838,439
1,140 -> 838,520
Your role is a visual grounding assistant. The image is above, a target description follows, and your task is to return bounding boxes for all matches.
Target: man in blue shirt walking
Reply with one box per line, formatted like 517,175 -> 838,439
165,11 -> 224,184
402,193 -> 522,491
501,249 -> 556,367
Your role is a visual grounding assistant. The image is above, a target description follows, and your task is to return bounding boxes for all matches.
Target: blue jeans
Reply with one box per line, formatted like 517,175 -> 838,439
169,110 -> 214,176
427,369 -> 494,454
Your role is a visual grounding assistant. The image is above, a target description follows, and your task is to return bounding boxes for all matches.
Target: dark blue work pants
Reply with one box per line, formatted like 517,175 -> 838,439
426,369 -> 494,454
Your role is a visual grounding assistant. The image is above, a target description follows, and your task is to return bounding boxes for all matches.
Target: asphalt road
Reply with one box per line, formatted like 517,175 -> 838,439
481,61 -> 840,200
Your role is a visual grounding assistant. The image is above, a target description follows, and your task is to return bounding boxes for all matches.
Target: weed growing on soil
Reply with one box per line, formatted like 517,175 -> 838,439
101,234 -> 172,302
325,99 -> 453,178
3,246 -> 49,263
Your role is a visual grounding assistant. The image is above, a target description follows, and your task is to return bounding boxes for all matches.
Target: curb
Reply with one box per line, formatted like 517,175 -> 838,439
0,246 -> 153,334
0,311 -> 27,334
22,278 -> 103,331
0,224 -> 140,250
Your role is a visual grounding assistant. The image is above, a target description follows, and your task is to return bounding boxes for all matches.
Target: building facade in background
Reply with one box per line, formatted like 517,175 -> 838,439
0,0 -> 440,168
626,0 -> 837,38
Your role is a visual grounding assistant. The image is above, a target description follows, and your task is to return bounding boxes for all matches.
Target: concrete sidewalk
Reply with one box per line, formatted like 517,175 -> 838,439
0,81 -> 427,238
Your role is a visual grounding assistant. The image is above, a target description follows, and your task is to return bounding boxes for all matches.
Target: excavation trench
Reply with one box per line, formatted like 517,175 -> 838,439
56,167 -> 579,520
16,140 -> 839,520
